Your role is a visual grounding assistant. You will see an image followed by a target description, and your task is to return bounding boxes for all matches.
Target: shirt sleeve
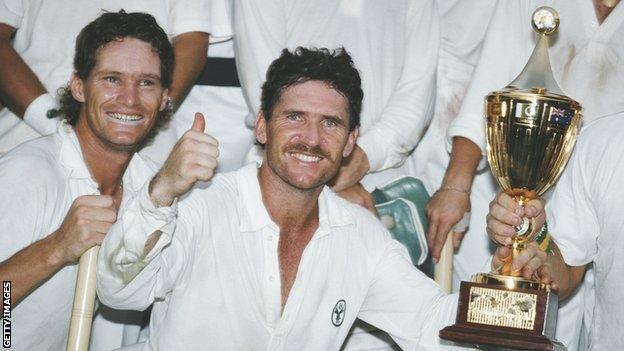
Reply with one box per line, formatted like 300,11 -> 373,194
168,0 -> 232,38
97,182 -> 187,311
447,1 -> 534,168
547,135 -> 599,266
0,0 -> 23,28
233,0 -> 287,116
358,238 -> 458,350
356,0 -> 439,172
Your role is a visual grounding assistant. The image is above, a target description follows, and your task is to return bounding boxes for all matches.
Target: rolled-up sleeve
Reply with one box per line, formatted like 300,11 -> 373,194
97,183 -> 183,311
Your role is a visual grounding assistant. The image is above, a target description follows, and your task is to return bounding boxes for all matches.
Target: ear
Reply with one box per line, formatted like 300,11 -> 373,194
159,89 -> 169,112
255,112 -> 268,145
342,127 -> 359,157
69,72 -> 85,103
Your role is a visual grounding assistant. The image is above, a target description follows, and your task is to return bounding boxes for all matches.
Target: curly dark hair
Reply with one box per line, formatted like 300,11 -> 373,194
260,47 -> 363,131
56,10 -> 174,143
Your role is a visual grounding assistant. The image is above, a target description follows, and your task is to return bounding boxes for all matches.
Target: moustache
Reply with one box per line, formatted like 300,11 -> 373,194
286,143 -> 331,160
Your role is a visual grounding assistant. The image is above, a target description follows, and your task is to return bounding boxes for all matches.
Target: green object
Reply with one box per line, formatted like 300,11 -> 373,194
373,176 -> 430,266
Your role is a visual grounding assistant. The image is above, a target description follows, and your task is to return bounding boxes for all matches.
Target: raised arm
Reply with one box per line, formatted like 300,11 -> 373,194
97,114 -> 219,309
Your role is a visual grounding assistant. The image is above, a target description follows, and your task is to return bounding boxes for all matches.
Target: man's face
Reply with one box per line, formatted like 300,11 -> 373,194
71,37 -> 168,152
256,80 -> 358,191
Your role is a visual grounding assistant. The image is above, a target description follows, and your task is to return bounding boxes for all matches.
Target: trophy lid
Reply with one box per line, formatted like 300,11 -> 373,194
506,7 -> 564,96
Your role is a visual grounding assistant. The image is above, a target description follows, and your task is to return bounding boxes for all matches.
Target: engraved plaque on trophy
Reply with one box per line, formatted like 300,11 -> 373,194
439,7 -> 582,350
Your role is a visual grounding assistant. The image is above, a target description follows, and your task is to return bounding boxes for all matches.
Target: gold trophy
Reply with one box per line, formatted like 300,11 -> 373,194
440,7 -> 581,350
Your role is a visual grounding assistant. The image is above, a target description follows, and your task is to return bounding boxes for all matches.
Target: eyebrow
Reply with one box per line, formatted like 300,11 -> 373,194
96,70 -> 162,82
282,109 -> 346,124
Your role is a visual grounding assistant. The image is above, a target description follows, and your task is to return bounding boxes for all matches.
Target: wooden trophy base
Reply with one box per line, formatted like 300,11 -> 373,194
440,276 -> 565,351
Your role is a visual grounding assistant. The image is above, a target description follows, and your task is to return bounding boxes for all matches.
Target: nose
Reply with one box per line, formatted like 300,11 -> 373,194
118,81 -> 139,106
300,122 -> 322,146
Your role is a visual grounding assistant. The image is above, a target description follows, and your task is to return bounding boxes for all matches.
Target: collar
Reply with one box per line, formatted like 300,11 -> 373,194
236,163 -> 355,235
57,121 -> 156,193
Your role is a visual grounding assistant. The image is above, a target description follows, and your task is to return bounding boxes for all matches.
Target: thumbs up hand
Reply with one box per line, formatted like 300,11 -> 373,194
149,113 -> 219,207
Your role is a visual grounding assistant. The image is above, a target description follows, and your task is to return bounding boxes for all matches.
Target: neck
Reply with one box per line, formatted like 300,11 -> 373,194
258,163 -> 321,230
74,123 -> 133,195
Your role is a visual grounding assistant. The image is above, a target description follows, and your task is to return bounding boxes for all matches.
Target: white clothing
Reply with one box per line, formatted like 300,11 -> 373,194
97,163 -> 458,350
233,0 -> 439,189
441,1 -> 624,349
0,123 -> 157,350
407,0 -> 498,286
0,0 -> 225,155
548,113 -> 624,350
141,39 -> 254,173
449,0 -> 624,155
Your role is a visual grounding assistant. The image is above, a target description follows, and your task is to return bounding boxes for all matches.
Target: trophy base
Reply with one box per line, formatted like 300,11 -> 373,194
440,278 -> 564,351
440,324 -> 566,351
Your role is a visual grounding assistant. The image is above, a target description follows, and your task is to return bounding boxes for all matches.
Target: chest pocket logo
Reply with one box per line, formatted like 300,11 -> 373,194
331,299 -> 346,327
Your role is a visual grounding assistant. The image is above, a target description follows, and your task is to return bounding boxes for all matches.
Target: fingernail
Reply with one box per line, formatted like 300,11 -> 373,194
515,208 -> 523,216
432,258 -> 438,264
505,238 -> 512,245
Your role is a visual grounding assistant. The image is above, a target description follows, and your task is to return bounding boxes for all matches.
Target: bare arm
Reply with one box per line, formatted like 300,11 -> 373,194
0,195 -> 116,305
426,136 -> 481,261
0,234 -> 65,305
0,23 -> 46,118
168,31 -> 209,109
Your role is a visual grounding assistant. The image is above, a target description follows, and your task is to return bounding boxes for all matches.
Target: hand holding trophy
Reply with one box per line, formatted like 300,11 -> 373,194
440,7 -> 581,351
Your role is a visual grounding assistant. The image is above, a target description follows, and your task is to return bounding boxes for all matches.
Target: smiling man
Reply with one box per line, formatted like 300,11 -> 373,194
0,12 -> 181,350
97,47 -> 458,350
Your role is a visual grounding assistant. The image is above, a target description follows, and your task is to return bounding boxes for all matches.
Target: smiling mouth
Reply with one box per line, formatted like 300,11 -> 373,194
290,152 -> 322,163
108,112 -> 143,122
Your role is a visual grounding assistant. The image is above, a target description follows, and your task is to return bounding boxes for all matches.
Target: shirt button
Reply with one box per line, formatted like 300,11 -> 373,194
269,276 -> 275,282
267,235 -> 273,242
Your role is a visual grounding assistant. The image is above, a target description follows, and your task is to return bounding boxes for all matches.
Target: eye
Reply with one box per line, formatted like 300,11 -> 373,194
104,76 -> 119,84
286,112 -> 303,121
139,79 -> 156,87
323,118 -> 339,128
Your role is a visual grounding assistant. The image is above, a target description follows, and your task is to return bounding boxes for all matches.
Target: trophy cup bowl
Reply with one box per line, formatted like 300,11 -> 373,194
440,7 -> 582,350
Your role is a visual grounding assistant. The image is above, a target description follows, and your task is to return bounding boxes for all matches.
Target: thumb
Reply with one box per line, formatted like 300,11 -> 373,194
191,112 -> 205,133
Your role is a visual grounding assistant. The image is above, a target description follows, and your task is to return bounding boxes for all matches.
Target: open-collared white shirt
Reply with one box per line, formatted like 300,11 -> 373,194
0,122 -> 157,350
98,163 -> 457,350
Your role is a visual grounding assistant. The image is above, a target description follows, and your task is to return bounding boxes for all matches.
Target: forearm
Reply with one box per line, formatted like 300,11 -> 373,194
0,233 -> 64,305
548,243 -> 586,300
168,32 -> 209,108
440,137 -> 482,190
0,31 -> 47,118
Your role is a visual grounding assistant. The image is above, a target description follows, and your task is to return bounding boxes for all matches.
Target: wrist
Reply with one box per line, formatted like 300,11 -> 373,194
435,184 -> 470,196
42,231 -> 69,269
149,174 -> 175,208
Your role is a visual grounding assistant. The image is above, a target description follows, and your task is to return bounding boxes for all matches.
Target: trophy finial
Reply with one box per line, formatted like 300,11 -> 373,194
531,7 -> 559,35
507,6 -> 563,95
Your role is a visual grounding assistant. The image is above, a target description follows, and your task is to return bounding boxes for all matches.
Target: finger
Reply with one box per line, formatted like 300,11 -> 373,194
452,231 -> 464,249
191,112 -> 206,133
75,194 -> 115,208
512,245 -> 546,274
490,202 -> 523,227
536,264 -> 553,285
433,225 -> 453,262
492,246 -> 511,268
82,206 -> 117,223
91,220 -> 114,235
496,192 -> 523,216
525,198 -> 545,218
486,215 -> 516,243
426,220 -> 438,257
